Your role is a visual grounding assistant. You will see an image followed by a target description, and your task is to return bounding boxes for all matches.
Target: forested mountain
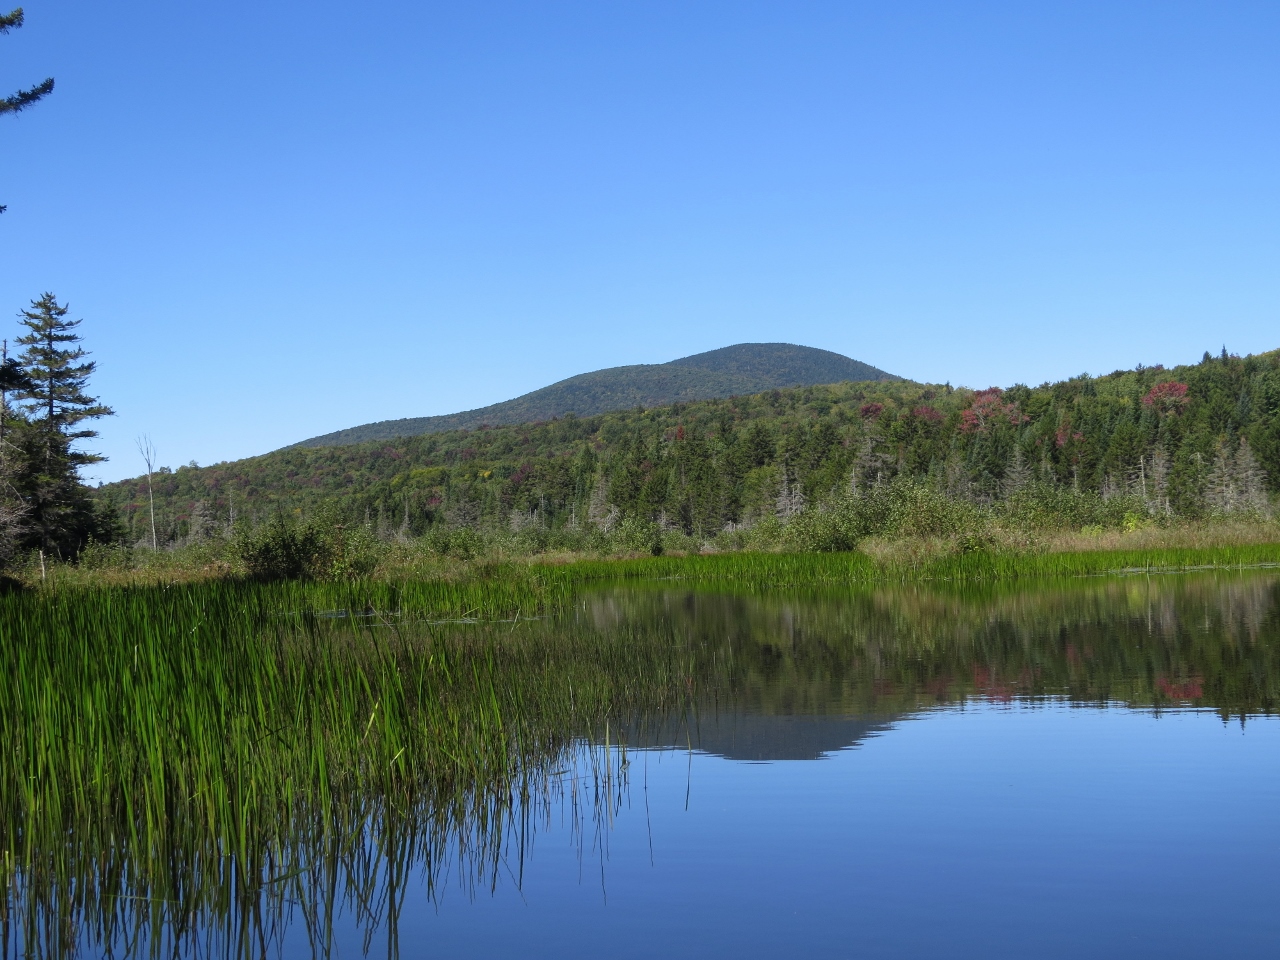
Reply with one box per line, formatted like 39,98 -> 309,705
296,343 -> 896,447
99,348 -> 1280,547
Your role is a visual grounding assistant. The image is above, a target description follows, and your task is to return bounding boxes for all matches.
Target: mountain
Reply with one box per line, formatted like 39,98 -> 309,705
296,343 -> 897,448
96,347 -> 1280,548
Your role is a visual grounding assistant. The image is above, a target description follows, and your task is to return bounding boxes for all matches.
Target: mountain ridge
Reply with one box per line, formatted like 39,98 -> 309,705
95,347 -> 1280,548
296,343 -> 896,448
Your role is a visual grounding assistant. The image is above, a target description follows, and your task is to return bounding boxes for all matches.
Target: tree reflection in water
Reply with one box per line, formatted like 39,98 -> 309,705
3,571 -> 1278,957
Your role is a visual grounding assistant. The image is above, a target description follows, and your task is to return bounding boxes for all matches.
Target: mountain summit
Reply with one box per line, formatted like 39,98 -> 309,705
296,343 -> 897,448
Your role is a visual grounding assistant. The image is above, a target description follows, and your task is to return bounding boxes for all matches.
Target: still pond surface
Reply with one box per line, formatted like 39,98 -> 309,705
27,571 -> 1278,958
284,572 -> 1280,959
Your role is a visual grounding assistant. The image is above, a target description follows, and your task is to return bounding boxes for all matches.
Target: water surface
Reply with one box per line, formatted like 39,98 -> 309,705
295,571 -> 1280,959
30,571 -> 1280,957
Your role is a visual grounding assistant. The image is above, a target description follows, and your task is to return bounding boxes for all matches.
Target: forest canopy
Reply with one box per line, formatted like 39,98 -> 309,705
96,347 -> 1280,552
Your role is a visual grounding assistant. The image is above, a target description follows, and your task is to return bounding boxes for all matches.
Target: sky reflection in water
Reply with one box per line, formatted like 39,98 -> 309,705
308,574 -> 1280,960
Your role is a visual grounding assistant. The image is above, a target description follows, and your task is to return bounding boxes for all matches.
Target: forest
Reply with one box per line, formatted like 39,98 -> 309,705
85,345 -> 1280,574
2,279 -> 1277,586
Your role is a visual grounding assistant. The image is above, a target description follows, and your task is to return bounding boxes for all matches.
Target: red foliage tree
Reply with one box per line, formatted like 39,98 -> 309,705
959,388 -> 1028,434
1141,381 -> 1189,413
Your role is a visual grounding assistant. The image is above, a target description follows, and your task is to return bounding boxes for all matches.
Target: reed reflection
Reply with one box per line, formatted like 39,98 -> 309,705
2,571 -> 1277,957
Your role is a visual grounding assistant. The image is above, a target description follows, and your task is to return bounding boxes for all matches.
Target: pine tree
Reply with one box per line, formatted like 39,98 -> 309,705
12,293 -> 114,555
1,8 -> 56,214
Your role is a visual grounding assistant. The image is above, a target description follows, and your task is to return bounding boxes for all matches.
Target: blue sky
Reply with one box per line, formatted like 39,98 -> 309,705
1,1 -> 1277,482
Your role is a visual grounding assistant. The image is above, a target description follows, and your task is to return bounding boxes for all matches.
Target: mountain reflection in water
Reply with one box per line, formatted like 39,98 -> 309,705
15,571 -> 1280,958
624,710 -> 900,761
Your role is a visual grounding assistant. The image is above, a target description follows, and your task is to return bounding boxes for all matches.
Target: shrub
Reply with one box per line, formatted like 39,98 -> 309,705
421,525 -> 484,561
787,479 -> 985,552
613,517 -> 663,555
235,514 -> 318,581
235,509 -> 383,581
998,483 -> 1148,530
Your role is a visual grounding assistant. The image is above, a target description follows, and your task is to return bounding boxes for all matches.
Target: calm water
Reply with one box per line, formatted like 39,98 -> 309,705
281,572 -> 1280,960
54,573 -> 1280,957
343,706 -> 1278,960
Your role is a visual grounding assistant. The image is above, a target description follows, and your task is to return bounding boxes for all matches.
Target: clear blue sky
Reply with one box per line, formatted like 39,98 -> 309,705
2,1 -> 1277,482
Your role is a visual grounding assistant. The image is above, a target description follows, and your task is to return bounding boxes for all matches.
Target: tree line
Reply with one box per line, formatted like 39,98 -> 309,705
96,346 -> 1280,554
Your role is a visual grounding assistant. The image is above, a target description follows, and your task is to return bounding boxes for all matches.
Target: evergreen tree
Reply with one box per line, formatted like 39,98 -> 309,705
1001,444 -> 1033,498
12,293 -> 114,555
0,343 -> 31,566
1,8 -> 55,214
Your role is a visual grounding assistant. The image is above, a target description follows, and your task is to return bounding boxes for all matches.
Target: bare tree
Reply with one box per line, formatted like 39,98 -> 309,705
851,436 -> 891,494
1206,437 -> 1271,517
1145,447 -> 1171,515
587,475 -> 619,532
775,468 -> 806,519
136,435 -> 158,550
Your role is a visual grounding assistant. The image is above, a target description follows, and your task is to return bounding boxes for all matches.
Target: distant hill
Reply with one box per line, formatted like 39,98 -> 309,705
296,343 -> 897,448
96,347 -> 1280,547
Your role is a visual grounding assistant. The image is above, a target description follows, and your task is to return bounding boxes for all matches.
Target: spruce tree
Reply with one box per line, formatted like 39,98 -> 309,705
12,293 -> 113,555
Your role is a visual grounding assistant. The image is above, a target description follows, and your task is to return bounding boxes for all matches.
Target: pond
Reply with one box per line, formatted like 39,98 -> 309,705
11,571 -> 1280,957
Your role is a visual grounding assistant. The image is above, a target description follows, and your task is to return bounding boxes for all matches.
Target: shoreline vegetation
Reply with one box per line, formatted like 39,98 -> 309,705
11,453 -> 1280,595
93,347 -> 1280,566
9,513 -> 1280,594
2,297 -> 1279,596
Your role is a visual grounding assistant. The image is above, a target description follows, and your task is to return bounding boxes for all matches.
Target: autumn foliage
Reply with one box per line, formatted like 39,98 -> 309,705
959,388 -> 1028,434
1142,381 -> 1190,413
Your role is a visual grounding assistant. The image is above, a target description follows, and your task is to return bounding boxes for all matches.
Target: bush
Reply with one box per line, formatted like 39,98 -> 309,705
421,525 -> 484,561
787,480 -> 986,552
235,509 -> 383,581
998,483 -> 1149,531
613,517 -> 663,555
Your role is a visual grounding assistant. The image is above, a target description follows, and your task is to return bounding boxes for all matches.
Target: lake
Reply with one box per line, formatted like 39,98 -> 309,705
13,570 -> 1280,957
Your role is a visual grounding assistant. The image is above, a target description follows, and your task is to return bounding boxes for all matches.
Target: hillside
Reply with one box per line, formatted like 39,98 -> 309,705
296,343 -> 897,447
98,348 -> 1280,547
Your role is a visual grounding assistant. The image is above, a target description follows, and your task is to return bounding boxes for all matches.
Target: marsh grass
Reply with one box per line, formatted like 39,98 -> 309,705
0,578 -> 694,957
552,541 -> 1280,590
6,523 -> 1280,955
23,471 -> 1280,591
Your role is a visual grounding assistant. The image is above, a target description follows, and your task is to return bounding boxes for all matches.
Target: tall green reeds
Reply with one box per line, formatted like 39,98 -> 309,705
551,542 -> 1280,588
0,578 -> 691,957
4,554 -> 1280,956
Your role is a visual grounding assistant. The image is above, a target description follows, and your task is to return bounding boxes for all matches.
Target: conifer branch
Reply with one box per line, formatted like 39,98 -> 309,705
1,77 -> 54,116
0,7 -> 25,33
